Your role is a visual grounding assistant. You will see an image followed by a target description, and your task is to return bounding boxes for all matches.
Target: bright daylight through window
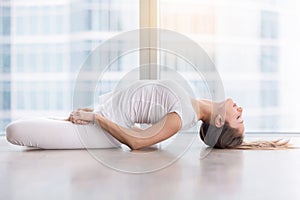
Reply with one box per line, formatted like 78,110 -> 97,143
1,0 -> 300,133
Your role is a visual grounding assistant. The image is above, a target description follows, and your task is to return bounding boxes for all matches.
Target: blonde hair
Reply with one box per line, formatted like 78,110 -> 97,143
235,139 -> 293,150
200,122 -> 295,150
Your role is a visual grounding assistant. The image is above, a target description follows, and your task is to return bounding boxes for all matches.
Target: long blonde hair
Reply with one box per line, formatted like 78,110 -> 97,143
200,122 -> 295,150
236,139 -> 293,150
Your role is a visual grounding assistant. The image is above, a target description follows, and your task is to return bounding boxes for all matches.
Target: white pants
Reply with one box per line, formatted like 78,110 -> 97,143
5,118 -> 121,149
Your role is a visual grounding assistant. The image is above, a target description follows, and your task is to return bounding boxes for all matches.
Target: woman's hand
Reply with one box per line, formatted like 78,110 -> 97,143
69,110 -> 95,125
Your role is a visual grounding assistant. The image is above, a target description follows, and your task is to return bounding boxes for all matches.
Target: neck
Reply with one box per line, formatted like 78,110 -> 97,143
192,99 -> 213,122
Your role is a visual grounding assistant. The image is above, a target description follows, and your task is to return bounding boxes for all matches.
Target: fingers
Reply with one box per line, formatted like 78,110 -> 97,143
72,111 -> 81,117
71,111 -> 82,121
78,120 -> 89,125
77,108 -> 93,112
73,119 -> 89,125
70,111 -> 81,121
68,112 -> 88,125
68,110 -> 93,125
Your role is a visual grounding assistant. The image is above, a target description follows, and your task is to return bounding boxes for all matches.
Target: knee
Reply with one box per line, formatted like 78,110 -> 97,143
6,121 -> 23,145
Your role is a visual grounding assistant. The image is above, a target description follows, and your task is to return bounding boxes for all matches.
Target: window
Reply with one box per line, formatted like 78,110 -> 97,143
0,44 -> 10,73
1,0 -> 300,134
260,45 -> 278,73
159,0 -> 300,132
0,82 -> 11,110
0,0 -> 139,134
260,80 -> 278,107
0,6 -> 10,36
261,10 -> 279,39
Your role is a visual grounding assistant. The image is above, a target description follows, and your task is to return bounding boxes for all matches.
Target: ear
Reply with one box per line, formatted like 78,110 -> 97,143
215,114 -> 225,128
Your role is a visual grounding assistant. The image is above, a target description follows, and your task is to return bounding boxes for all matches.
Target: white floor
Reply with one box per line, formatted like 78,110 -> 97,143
1,133 -> 300,200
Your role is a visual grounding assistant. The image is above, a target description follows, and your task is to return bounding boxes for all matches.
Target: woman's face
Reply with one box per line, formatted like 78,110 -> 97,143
225,98 -> 245,134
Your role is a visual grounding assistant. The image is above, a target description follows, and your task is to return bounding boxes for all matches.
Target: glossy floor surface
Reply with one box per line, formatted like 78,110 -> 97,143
1,134 -> 300,200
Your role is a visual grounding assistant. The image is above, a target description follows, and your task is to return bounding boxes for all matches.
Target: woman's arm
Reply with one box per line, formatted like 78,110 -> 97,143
131,125 -> 144,132
94,112 -> 181,150
71,110 -> 182,150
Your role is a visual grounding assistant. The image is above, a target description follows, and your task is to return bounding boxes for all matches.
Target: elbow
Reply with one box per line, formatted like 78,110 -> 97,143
127,141 -> 140,150
129,145 -> 139,150
126,139 -> 144,150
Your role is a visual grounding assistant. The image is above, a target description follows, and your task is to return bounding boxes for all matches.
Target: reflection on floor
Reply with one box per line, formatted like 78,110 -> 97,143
1,134 -> 300,200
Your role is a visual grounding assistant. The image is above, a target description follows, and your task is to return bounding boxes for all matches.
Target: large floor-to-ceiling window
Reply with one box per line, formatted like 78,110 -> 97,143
160,0 -> 300,132
1,0 -> 300,134
0,0 -> 139,134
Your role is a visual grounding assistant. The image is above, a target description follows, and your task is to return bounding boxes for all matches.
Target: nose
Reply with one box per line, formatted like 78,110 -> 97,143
238,107 -> 243,113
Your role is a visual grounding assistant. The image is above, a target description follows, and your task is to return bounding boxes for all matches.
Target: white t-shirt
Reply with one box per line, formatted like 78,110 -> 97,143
95,80 -> 198,130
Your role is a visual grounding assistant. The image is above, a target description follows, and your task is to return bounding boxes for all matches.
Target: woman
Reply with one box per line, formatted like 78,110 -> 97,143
5,80 -> 290,150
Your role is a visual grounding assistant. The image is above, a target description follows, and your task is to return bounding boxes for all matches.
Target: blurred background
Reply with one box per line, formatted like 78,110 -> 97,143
1,0 -> 300,134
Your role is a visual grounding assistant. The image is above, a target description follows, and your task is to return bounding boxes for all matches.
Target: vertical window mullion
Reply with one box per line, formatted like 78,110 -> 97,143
139,0 -> 158,79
